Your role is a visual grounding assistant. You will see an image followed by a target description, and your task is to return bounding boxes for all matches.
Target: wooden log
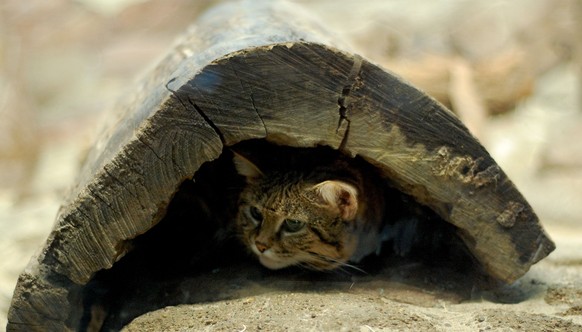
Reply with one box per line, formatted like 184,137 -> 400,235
7,1 -> 555,330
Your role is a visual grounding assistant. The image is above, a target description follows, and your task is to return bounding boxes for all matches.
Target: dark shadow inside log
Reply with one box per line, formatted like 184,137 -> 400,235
79,139 -> 480,331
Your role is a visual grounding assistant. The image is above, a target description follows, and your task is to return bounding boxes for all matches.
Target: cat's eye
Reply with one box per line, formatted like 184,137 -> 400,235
248,206 -> 263,224
282,219 -> 305,233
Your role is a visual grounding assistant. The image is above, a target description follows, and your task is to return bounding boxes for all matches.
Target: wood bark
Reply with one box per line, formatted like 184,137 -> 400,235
7,1 -> 555,330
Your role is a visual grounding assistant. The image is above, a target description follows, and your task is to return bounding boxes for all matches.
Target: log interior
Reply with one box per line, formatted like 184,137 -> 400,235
79,140 -> 477,331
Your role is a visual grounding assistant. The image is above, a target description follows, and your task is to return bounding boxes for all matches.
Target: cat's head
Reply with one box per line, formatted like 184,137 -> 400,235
233,152 -> 361,270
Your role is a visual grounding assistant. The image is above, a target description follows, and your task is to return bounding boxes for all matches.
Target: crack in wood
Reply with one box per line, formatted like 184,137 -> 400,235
250,92 -> 267,129
337,55 -> 363,151
165,78 -> 226,145
102,166 -> 147,210
136,136 -> 164,163
189,99 -> 226,145
230,62 -> 268,138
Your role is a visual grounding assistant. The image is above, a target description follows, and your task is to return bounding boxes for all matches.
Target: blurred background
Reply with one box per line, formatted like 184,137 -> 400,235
1,0 -> 581,327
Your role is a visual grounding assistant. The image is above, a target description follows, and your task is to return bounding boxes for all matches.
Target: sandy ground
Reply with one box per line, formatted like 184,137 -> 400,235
1,0 -> 582,331
122,220 -> 582,331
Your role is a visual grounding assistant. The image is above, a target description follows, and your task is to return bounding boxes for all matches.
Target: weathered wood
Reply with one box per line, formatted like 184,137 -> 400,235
7,1 -> 555,331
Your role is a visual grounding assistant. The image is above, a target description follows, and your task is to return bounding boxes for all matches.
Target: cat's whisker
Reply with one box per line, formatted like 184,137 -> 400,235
296,262 -> 315,271
295,252 -> 327,271
304,251 -> 368,275
339,264 -> 367,275
333,261 -> 368,275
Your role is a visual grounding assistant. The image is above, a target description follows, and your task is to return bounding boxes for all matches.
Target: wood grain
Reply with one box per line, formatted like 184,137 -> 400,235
7,1 -> 554,330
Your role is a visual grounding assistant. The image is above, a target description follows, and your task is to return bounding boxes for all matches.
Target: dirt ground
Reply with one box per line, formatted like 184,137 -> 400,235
121,226 -> 582,331
1,0 -> 582,331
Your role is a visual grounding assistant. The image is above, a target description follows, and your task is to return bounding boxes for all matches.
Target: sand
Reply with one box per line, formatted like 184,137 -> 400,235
120,223 -> 582,331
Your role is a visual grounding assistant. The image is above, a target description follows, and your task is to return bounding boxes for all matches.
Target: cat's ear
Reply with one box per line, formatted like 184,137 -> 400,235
232,151 -> 264,180
312,180 -> 358,220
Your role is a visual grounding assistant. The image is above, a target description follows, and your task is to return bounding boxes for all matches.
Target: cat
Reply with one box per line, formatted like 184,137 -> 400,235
232,144 -> 390,271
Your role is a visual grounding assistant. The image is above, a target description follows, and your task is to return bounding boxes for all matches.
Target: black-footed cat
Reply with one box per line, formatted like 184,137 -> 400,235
232,145 -> 392,271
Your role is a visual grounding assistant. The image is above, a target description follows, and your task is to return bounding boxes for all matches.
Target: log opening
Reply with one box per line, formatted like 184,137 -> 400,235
79,140 -> 477,331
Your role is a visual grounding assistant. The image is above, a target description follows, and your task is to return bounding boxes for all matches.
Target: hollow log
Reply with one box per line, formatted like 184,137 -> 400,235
7,1 -> 555,331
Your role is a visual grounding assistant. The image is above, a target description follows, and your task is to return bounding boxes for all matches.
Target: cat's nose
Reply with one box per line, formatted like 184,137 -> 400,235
255,241 -> 269,253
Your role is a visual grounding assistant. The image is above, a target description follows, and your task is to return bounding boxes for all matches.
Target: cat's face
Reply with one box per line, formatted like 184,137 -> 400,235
233,152 -> 360,270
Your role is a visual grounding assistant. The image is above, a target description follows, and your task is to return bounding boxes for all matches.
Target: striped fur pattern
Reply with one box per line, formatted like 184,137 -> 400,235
233,147 -> 386,271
